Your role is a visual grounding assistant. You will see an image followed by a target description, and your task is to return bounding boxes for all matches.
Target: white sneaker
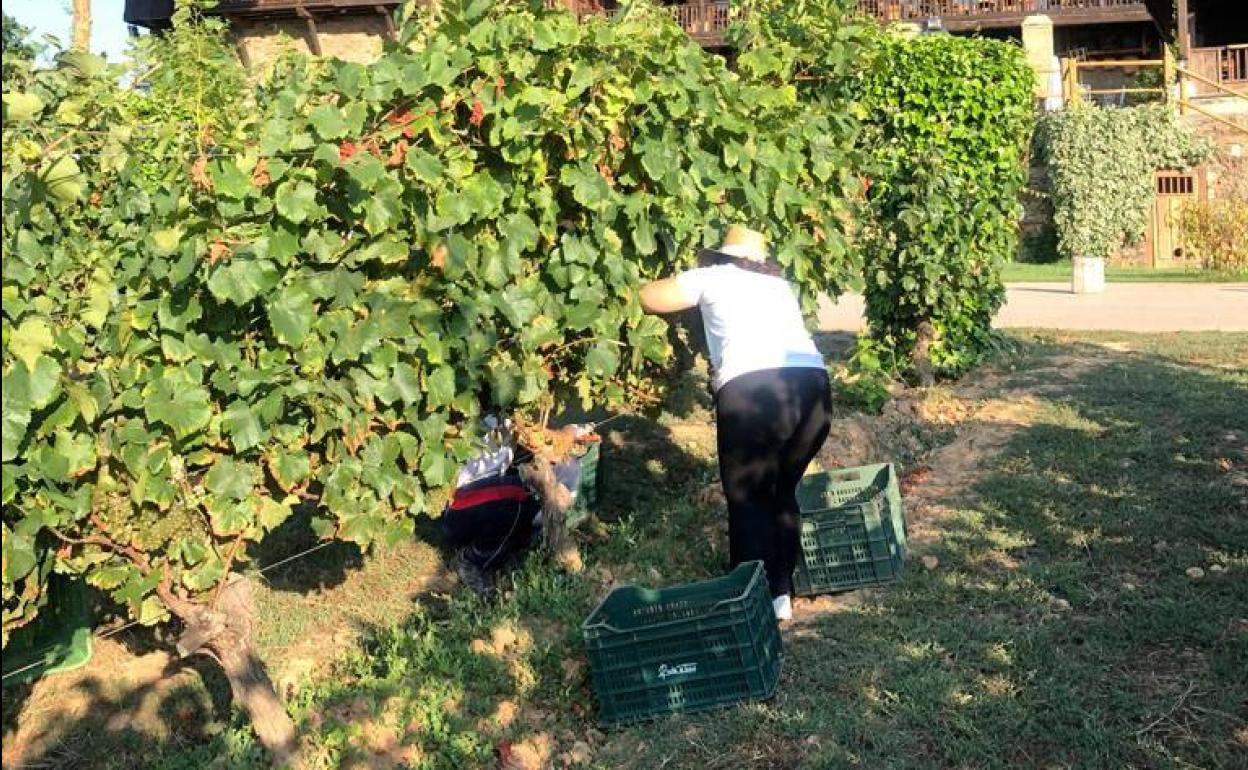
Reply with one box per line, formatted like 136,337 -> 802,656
772,595 -> 792,621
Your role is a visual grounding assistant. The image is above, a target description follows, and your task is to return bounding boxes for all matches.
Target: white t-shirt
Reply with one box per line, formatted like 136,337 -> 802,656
675,264 -> 825,391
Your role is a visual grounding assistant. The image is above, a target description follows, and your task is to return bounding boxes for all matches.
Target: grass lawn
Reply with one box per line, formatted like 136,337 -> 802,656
5,332 -> 1246,769
1002,261 -> 1247,284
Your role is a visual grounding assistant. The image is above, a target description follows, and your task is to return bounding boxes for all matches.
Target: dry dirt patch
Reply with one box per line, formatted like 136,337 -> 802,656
795,351 -> 1110,622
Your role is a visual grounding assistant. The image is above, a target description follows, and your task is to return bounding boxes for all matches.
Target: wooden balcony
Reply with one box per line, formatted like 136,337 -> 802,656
1188,44 -> 1248,97
856,0 -> 1152,31
545,1 -> 734,48
669,2 -> 733,47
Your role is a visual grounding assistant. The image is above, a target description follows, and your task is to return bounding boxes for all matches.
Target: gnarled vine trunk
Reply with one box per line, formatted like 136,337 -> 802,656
166,576 -> 302,769
521,455 -> 583,574
912,320 -> 937,388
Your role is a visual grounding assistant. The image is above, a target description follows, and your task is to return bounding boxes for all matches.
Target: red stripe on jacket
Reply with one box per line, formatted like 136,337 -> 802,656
450,484 -> 530,510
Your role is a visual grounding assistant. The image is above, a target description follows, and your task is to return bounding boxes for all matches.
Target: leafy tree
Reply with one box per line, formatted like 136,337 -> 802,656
857,35 -> 1035,381
3,12 -> 36,60
730,0 -> 878,104
732,7 -> 1033,383
3,12 -> 38,87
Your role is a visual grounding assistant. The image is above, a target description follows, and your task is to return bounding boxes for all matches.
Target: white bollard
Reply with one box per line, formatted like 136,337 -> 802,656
1071,255 -> 1106,294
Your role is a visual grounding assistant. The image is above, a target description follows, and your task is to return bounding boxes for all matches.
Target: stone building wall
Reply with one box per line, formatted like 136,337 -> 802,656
232,14 -> 391,67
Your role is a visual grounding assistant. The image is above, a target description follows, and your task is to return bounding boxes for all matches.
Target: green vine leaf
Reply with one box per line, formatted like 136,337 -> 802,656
9,317 -> 55,371
275,179 -> 321,223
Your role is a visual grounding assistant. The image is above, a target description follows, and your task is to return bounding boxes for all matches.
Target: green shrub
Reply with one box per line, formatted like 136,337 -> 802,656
831,340 -> 896,414
1036,103 -> 1211,259
1125,66 -> 1166,106
858,35 -> 1035,380
1182,198 -> 1248,273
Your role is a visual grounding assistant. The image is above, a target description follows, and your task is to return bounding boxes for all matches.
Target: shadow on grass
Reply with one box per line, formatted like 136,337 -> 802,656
3,362 -> 723,769
1,646 -> 247,770
248,503 -> 364,596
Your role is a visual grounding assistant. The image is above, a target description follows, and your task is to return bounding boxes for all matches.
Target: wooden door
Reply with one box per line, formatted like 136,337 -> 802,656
1148,171 -> 1204,267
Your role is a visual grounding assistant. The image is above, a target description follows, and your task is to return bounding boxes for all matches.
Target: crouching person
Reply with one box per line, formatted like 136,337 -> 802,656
441,418 -> 541,594
442,468 -> 541,594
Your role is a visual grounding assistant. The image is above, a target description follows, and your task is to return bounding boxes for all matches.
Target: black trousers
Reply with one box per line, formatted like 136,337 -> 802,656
716,367 -> 832,597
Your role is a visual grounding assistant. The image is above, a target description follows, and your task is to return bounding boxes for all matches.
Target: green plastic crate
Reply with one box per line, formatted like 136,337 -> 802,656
582,560 -> 782,726
2,574 -> 93,688
792,463 -> 907,596
565,441 -> 600,531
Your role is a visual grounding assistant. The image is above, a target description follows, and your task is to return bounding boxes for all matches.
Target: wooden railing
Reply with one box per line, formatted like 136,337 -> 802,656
1188,45 -> 1248,97
856,0 -> 1144,23
1059,57 -> 1167,104
1057,55 -> 1247,137
1226,45 -> 1248,85
542,0 -> 609,19
668,2 -> 732,44
544,1 -> 734,46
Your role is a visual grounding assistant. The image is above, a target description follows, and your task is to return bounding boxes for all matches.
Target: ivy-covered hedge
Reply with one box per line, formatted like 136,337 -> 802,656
1036,103 -> 1211,259
857,34 -> 1035,379
1,0 -> 859,646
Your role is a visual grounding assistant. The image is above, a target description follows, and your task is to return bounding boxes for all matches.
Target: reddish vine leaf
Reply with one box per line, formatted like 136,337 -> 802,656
251,158 -> 270,188
386,108 -> 414,126
387,139 -> 408,168
208,240 -> 231,265
191,155 -> 213,191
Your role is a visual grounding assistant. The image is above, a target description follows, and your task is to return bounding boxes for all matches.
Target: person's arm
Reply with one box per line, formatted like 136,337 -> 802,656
639,279 -> 693,314
639,270 -> 703,314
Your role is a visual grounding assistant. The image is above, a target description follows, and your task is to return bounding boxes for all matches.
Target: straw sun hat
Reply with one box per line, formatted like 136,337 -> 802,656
697,225 -> 769,263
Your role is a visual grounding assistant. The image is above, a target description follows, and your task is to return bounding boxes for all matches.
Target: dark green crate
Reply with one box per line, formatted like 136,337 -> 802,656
792,464 -> 907,596
582,560 -> 782,726
2,574 -> 93,688
566,441 -> 600,531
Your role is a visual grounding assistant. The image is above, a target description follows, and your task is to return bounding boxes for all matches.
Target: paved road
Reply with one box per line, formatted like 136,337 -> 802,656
818,282 -> 1248,333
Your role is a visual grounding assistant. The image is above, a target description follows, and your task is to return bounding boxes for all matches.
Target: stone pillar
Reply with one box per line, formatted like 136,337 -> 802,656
1022,15 -> 1057,104
1072,256 -> 1106,294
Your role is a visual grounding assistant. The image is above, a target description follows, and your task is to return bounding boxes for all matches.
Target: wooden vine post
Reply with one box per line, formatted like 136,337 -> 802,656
71,0 -> 92,52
